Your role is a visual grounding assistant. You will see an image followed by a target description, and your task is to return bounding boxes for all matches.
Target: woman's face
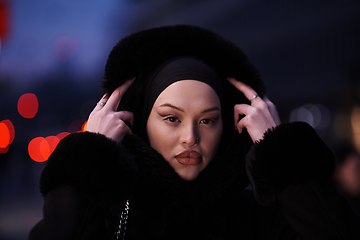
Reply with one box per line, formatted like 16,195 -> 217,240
147,80 -> 223,181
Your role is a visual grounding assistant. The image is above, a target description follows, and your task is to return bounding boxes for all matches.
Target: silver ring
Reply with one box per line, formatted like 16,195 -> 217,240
99,102 -> 105,107
250,94 -> 259,101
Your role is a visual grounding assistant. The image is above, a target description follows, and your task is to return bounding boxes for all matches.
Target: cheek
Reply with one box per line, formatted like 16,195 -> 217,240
147,120 -> 175,156
202,124 -> 223,158
151,131 -> 170,149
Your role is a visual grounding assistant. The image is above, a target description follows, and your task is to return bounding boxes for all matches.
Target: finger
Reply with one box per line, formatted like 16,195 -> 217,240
104,77 -> 135,112
117,113 -> 134,137
118,121 -> 133,137
263,96 -> 274,107
92,94 -> 108,112
227,77 -> 259,102
264,96 -> 281,125
115,111 -> 134,129
234,104 -> 251,133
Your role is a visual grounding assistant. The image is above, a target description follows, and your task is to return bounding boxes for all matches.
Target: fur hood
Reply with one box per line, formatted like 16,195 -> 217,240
41,25 -> 260,208
101,25 -> 265,149
102,25 -> 265,95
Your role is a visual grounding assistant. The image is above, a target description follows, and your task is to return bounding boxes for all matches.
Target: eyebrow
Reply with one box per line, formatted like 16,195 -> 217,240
159,103 -> 220,113
201,107 -> 220,113
159,103 -> 184,112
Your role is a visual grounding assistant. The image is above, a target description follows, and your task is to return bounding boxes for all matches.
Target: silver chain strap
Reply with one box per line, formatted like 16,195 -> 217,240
115,199 -> 130,240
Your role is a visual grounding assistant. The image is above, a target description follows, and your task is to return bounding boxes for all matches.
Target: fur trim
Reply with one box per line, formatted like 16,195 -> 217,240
40,131 -> 251,218
121,133 -> 253,239
39,131 -> 252,239
102,25 -> 265,96
39,132 -> 138,214
122,132 -> 251,208
246,122 -> 336,206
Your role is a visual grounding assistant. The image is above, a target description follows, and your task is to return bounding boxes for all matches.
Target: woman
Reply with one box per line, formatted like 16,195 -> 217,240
29,25 -> 359,240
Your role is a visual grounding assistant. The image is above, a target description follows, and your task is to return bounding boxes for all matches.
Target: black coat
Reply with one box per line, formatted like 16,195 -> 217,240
29,25 -> 360,239
29,121 -> 360,240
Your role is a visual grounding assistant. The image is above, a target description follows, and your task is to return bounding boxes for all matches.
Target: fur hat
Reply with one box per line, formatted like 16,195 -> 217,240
102,25 -> 266,146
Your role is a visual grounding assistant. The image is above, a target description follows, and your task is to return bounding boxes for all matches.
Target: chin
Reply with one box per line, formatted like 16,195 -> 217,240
176,169 -> 200,181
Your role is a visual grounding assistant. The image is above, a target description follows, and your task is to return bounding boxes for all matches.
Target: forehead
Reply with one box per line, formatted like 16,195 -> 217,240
154,80 -> 221,108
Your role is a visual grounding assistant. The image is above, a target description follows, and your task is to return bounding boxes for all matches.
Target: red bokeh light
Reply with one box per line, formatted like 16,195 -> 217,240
0,145 -> 9,154
27,114 -> 88,162
39,138 -> 51,160
28,137 -> 47,162
17,93 -> 39,119
0,122 -> 10,148
0,120 -> 15,154
28,136 -> 60,162
0,1 -> 10,39
56,132 -> 70,141
45,136 -> 60,153
1,119 -> 15,144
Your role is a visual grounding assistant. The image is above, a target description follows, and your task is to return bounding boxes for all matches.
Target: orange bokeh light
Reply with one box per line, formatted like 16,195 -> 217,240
39,138 -> 51,160
28,117 -> 88,161
81,120 -> 87,132
45,136 -> 60,153
29,137 -> 47,162
17,93 -> 39,119
0,122 -> 10,148
28,136 -> 60,162
1,119 -> 15,144
0,120 -> 15,154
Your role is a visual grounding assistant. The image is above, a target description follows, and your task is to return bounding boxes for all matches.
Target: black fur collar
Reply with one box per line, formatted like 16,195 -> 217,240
122,132 -> 252,210
40,130 -> 252,213
121,133 -> 253,239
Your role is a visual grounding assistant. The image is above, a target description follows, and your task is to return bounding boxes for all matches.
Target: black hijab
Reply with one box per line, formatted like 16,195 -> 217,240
143,56 -> 223,121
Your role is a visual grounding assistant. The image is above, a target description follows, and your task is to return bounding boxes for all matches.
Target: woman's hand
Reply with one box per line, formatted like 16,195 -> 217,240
86,78 -> 135,144
227,77 -> 281,143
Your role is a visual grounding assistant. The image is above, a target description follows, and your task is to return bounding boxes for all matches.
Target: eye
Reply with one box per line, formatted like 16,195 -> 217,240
164,116 -> 180,123
200,119 -> 214,125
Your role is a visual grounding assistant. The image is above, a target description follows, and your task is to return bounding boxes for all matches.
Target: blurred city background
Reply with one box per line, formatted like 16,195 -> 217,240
0,0 -> 360,239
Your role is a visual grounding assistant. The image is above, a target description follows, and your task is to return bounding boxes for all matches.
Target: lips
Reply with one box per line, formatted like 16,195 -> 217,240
175,150 -> 202,165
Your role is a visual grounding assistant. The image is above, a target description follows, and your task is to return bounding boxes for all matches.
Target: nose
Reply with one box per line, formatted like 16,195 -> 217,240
181,123 -> 199,147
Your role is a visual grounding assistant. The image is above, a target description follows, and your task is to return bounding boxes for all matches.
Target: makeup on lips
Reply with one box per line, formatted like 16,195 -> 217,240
175,150 -> 202,165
